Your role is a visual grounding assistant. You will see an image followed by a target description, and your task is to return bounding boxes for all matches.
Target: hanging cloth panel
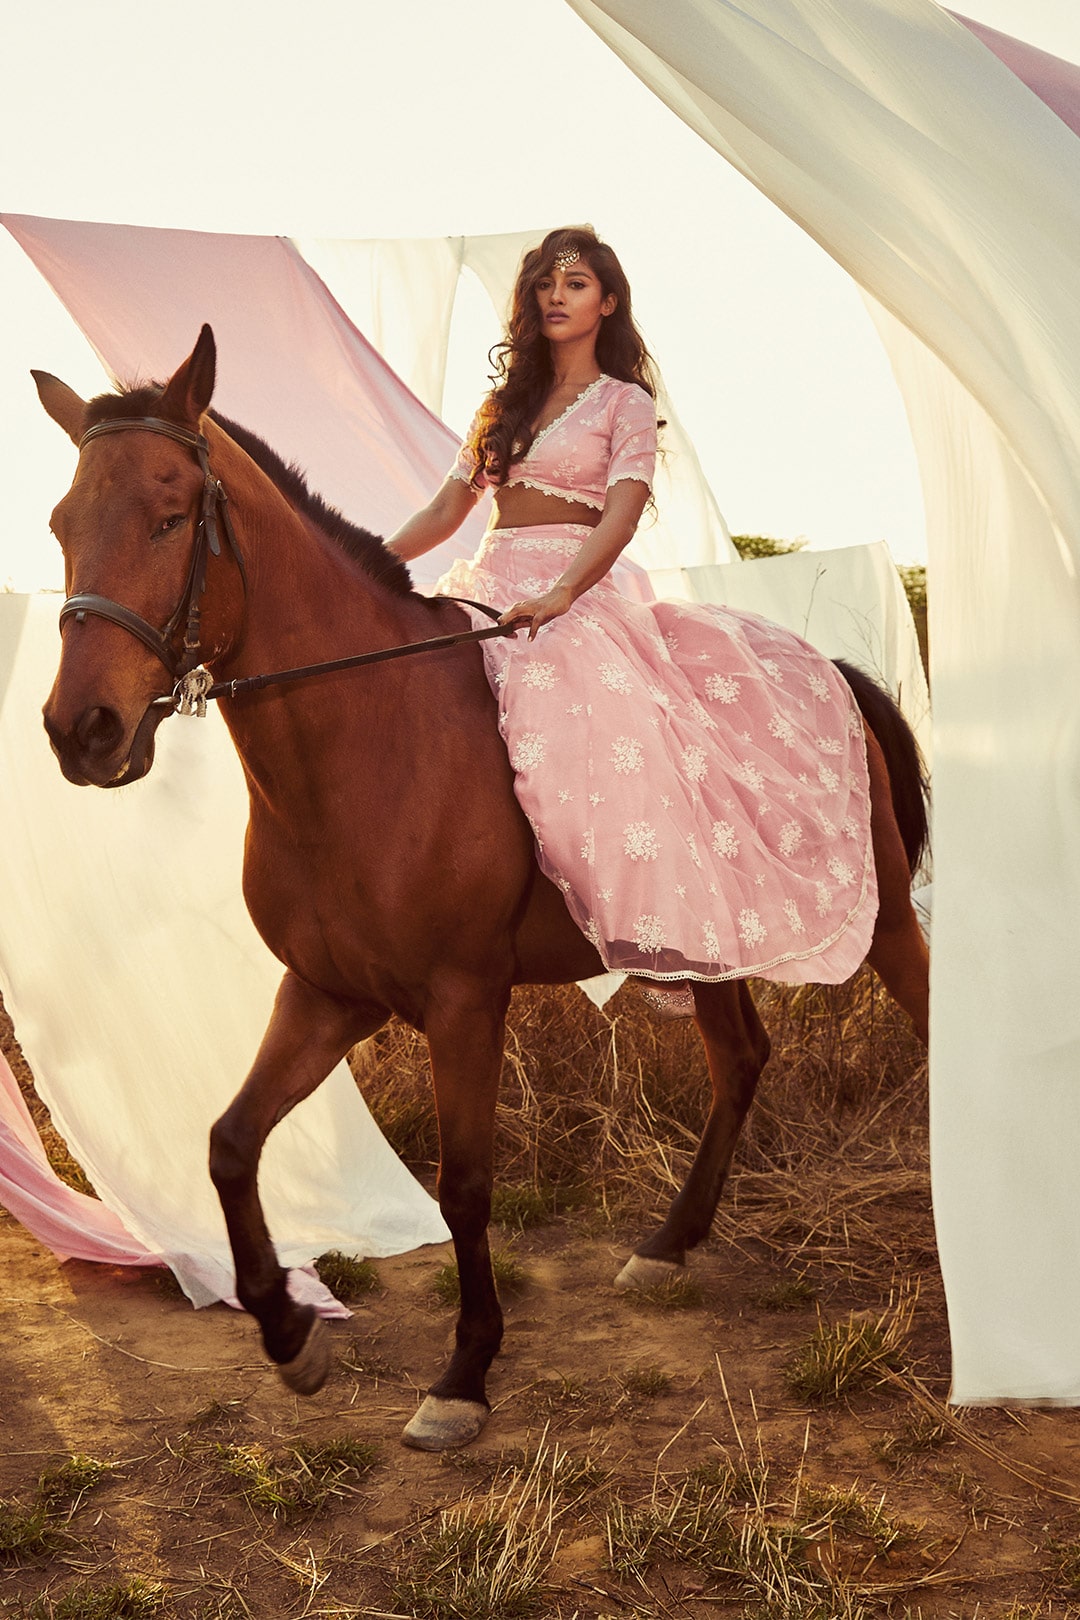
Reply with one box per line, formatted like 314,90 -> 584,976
564,0 -> 1080,1402
1,214 -> 488,560
294,234 -> 465,416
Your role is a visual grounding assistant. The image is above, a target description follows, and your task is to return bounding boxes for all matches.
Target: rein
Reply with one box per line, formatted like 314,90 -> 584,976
62,414 -> 518,718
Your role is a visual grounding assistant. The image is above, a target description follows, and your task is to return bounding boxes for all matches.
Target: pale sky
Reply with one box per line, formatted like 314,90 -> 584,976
3,0 -> 1079,589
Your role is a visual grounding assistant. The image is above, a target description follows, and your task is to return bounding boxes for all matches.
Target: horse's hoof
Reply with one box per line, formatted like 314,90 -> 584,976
275,1315 -> 331,1396
402,1396 -> 489,1452
614,1254 -> 684,1292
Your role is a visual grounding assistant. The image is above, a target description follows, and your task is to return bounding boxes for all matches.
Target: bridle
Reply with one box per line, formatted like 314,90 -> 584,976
58,413 -> 517,718
59,416 -> 247,683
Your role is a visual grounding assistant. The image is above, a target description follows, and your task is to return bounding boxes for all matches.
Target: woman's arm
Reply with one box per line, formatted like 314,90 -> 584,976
499,479 -> 650,639
385,475 -> 479,562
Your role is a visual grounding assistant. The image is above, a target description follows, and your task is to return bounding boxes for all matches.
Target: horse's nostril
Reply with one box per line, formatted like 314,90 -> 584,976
75,706 -> 124,757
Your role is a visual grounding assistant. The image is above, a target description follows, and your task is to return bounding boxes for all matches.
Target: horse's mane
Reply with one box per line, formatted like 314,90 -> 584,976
83,386 -> 418,599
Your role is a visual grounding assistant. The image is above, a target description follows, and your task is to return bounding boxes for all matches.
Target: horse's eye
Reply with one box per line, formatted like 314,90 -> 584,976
153,514 -> 185,539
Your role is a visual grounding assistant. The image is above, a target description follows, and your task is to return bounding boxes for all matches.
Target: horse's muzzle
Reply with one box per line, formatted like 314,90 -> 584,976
44,697 -> 173,788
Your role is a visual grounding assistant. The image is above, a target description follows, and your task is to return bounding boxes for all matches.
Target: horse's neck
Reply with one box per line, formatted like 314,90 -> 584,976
212,436 -> 420,668
207,437 -> 445,793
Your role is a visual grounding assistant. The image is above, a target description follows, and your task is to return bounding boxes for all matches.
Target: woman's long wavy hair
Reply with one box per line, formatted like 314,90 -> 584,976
465,226 -> 659,489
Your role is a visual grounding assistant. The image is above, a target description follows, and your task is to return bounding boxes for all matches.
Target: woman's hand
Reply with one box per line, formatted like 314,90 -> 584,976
499,584 -> 574,641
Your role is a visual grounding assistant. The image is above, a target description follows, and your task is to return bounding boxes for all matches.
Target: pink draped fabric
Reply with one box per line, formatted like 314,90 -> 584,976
954,14 -> 1080,141
0,214 -> 489,580
0,1052 -> 351,1317
0,1049 -> 154,1266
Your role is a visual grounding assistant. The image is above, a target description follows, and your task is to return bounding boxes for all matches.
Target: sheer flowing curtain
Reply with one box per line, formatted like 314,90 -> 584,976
566,0 -> 1080,1402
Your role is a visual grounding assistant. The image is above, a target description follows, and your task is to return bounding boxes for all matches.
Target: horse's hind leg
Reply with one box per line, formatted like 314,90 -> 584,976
863,729 -> 930,1044
616,979 -> 769,1289
209,970 -> 383,1392
402,975 -> 509,1452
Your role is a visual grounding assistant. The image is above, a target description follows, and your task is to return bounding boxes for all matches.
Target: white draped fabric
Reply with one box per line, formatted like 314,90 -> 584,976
0,595 -> 449,1306
566,0 -> 1080,1402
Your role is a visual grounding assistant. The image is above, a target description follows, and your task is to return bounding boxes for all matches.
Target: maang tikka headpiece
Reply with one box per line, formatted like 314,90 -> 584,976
553,247 -> 580,271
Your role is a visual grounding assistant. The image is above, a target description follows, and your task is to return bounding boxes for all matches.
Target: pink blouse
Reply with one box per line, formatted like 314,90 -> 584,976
449,375 -> 656,511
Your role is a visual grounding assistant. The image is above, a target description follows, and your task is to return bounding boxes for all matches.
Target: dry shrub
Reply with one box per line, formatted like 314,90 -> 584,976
351,968 -> 927,1274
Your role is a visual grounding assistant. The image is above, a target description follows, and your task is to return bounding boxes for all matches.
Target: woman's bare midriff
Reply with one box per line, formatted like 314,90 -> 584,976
490,487 -> 601,530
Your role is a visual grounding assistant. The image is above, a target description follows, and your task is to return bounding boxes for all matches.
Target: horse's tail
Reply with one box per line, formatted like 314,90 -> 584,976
833,659 -> 930,876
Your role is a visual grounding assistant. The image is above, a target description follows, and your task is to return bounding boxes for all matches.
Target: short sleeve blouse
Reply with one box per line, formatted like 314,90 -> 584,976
449,376 -> 656,510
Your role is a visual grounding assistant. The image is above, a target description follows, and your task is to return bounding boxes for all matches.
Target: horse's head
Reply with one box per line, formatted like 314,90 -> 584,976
35,326 -> 243,787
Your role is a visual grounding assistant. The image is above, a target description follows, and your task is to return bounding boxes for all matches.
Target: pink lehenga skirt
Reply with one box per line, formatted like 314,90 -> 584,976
437,525 -> 878,984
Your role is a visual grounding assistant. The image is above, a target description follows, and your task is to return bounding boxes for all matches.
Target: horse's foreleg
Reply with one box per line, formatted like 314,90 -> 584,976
209,970 -> 383,1390
616,979 -> 769,1290
864,728 -> 930,1045
402,980 -> 508,1452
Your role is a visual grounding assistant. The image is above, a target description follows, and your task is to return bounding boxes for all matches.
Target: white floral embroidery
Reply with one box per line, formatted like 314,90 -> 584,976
827,856 -> 855,885
589,792 -> 606,807
599,662 -> 633,695
737,760 -> 765,794
816,735 -> 843,755
663,631 -> 679,653
768,713 -> 797,747
520,660 -> 557,691
784,899 -> 806,936
778,821 -> 803,857
557,877 -> 571,893
646,685 -> 673,709
674,883 -> 686,898
686,833 -> 702,868
557,789 -> 572,804
624,821 -> 660,862
599,887 -> 613,903
579,614 -> 603,632
711,820 -> 739,859
817,812 -> 836,836
815,881 -> 832,916
761,658 -> 784,684
585,918 -> 601,947
581,829 -> 595,864
738,908 -> 766,947
705,673 -> 740,704
817,763 -> 840,793
518,576 -> 546,596
660,795 -> 673,810
754,873 -> 766,887
847,709 -> 863,736
841,816 -> 860,840
634,914 -> 667,953
689,700 -> 717,731
611,736 -> 644,775
808,672 -> 831,701
703,921 -> 721,957
682,745 -> 708,784
566,703 -> 582,716
511,732 -> 546,771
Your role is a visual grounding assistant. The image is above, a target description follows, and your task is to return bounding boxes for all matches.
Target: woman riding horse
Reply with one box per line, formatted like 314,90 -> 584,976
32,231 -> 928,1451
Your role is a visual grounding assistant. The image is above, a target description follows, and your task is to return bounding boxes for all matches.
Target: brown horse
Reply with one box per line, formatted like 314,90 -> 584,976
34,327 -> 929,1451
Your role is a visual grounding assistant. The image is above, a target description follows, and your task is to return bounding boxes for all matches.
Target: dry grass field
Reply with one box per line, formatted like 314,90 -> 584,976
2,977 -> 1079,1619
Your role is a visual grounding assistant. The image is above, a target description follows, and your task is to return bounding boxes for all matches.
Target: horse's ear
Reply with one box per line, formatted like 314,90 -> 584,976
157,324 -> 217,426
32,371 -> 87,446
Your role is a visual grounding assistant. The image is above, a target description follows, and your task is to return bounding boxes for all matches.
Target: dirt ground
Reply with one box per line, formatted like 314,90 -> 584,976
2,1000 -> 1080,1618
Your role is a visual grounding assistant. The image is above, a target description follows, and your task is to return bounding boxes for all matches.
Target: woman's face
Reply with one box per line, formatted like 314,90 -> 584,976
534,257 -> 617,347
